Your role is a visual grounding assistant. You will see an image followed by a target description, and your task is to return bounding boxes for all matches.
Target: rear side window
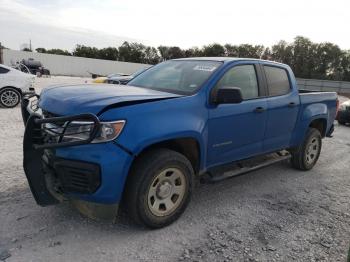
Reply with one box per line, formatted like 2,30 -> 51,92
0,67 -> 10,74
216,65 -> 259,100
264,66 -> 291,96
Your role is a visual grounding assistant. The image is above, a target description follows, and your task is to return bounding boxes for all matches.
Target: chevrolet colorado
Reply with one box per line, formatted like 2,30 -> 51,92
21,58 -> 338,228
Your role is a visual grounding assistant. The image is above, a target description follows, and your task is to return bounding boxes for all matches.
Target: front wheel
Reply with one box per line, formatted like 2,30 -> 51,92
124,149 -> 194,228
0,87 -> 21,108
290,128 -> 322,170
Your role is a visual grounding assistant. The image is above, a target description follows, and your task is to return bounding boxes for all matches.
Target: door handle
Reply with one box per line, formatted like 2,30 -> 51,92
254,107 -> 265,113
288,102 -> 296,108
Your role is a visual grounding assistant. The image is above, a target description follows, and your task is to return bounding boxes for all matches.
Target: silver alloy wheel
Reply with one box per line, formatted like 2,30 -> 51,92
147,168 -> 186,217
305,137 -> 320,164
1,89 -> 19,107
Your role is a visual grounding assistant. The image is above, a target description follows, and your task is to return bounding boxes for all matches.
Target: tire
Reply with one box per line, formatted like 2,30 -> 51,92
291,128 -> 322,170
124,149 -> 194,228
0,87 -> 21,108
338,120 -> 346,125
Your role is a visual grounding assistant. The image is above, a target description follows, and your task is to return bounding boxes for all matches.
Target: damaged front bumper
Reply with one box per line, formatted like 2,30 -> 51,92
21,95 -> 122,221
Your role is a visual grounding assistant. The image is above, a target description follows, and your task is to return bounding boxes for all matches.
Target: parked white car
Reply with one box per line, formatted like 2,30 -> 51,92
0,64 -> 35,108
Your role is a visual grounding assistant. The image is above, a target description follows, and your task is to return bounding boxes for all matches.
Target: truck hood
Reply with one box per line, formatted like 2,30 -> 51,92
39,84 -> 182,115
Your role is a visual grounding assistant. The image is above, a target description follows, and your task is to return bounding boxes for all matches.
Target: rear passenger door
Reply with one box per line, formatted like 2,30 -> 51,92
262,64 -> 299,152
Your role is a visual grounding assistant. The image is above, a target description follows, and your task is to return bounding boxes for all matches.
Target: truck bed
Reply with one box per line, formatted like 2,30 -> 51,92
298,89 -> 337,104
296,89 -> 337,139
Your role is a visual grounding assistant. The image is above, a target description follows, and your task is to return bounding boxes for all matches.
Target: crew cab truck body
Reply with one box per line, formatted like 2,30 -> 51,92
21,58 -> 337,228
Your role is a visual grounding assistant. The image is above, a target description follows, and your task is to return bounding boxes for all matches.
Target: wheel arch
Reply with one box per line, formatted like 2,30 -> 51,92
0,86 -> 23,95
290,115 -> 328,147
132,136 -> 203,175
308,117 -> 327,137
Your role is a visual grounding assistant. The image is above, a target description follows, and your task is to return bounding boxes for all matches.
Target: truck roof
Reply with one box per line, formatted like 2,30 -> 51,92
174,57 -> 285,66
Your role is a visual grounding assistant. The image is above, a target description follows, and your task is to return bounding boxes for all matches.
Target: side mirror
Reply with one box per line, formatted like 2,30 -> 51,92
212,87 -> 243,104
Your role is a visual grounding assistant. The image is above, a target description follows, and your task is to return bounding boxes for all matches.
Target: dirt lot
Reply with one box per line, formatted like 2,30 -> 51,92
0,77 -> 349,261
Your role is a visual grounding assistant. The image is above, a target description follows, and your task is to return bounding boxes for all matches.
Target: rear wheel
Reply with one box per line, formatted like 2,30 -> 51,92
338,120 -> 346,125
124,149 -> 194,228
0,87 -> 21,108
291,128 -> 322,170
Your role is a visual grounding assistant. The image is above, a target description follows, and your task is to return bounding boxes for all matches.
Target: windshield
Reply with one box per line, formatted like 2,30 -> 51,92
128,60 -> 222,95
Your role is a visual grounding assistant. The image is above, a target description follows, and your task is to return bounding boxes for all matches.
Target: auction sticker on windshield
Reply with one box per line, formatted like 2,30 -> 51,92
193,65 -> 218,72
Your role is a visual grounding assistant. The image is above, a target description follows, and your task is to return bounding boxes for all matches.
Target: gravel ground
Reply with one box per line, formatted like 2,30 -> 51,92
0,77 -> 349,262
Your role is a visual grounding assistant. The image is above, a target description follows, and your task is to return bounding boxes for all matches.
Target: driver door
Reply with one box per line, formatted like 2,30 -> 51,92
207,63 -> 268,167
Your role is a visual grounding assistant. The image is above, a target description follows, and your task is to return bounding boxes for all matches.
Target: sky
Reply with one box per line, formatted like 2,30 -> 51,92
0,0 -> 349,51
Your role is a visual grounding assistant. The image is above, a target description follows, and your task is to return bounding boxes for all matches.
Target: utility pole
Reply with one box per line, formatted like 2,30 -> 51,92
29,39 -> 32,51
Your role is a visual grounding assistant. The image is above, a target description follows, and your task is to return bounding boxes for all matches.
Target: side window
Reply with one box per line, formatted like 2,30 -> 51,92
0,67 -> 10,74
264,66 -> 291,96
216,65 -> 259,100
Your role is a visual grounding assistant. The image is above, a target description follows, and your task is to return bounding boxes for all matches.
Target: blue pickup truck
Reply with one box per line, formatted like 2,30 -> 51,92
21,58 -> 338,228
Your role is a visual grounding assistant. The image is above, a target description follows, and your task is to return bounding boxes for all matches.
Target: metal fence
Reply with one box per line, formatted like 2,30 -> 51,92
297,78 -> 350,93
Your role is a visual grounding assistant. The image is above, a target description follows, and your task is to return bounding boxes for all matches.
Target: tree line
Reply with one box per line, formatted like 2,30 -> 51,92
32,36 -> 350,81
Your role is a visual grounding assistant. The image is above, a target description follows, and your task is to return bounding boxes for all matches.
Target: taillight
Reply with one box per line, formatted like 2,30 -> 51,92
336,98 -> 340,117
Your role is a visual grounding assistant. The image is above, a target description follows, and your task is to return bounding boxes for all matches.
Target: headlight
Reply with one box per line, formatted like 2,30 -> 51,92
44,120 -> 125,144
92,121 -> 125,143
